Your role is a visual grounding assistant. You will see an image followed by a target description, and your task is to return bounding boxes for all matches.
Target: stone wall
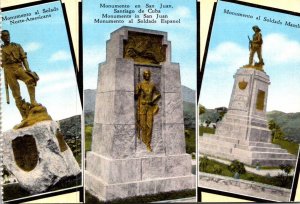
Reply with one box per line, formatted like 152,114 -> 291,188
199,172 -> 291,202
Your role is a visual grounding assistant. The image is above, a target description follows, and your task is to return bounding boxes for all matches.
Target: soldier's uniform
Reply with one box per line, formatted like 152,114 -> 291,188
249,26 -> 264,66
1,42 -> 37,119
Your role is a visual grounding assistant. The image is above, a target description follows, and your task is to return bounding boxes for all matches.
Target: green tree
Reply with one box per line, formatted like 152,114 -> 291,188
199,105 -> 206,115
228,160 -> 246,174
268,119 -> 284,141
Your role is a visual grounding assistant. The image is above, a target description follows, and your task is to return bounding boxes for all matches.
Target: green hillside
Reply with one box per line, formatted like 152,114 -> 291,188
267,111 -> 300,142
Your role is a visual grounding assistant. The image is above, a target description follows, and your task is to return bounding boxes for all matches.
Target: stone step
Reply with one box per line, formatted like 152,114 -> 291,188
199,147 -> 233,161
201,134 -> 240,144
249,141 -> 280,148
248,146 -> 288,153
251,158 -> 297,167
199,141 -> 234,154
251,152 -> 296,159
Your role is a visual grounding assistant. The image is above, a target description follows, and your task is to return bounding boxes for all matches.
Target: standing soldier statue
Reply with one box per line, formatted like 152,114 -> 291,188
135,70 -> 161,152
1,30 -> 51,129
246,25 -> 264,69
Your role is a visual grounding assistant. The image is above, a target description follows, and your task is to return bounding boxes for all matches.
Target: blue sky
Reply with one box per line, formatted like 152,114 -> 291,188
200,0 -> 300,113
1,1 -> 81,130
83,0 -> 197,90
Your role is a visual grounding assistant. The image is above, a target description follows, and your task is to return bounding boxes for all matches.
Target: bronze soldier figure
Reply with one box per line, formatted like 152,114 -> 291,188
135,70 -> 161,152
1,30 -> 39,121
248,25 -> 264,67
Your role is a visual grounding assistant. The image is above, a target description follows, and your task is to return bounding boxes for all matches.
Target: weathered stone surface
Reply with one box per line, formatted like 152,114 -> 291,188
199,172 -> 291,202
165,93 -> 184,124
85,170 -> 195,201
164,63 -> 181,93
92,124 -> 136,158
3,121 -> 81,194
164,123 -> 186,155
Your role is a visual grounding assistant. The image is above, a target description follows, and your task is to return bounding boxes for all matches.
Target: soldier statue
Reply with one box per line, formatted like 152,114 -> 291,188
247,25 -> 264,68
1,30 -> 41,126
135,70 -> 161,152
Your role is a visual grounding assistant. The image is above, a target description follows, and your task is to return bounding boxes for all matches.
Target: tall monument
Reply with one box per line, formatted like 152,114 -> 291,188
199,26 -> 296,167
85,27 -> 195,201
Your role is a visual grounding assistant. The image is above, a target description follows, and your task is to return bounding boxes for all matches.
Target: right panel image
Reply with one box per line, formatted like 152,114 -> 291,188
199,0 -> 300,202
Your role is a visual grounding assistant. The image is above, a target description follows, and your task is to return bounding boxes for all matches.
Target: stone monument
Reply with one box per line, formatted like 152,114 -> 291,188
199,26 -> 296,167
85,26 -> 195,201
1,30 -> 81,194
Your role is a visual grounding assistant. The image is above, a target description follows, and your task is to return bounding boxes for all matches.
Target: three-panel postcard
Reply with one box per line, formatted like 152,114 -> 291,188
0,0 -> 299,203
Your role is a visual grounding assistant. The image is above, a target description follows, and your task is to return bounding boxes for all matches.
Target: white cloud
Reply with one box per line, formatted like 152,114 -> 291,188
264,33 -> 300,65
38,80 -> 76,94
83,46 -> 106,69
24,42 -> 42,52
38,68 -> 75,84
49,50 -> 71,62
167,6 -> 191,19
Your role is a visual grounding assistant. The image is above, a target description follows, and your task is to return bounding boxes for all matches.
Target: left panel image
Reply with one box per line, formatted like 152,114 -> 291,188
1,0 -> 82,202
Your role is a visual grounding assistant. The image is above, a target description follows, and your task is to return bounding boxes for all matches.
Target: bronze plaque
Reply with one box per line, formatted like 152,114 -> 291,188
238,80 -> 248,90
12,135 -> 39,171
56,130 -> 68,152
124,31 -> 166,65
256,90 -> 265,111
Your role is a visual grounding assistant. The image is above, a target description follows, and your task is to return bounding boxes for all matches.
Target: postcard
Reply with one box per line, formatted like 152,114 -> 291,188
1,0 -> 82,203
82,0 -> 197,203
198,0 -> 300,202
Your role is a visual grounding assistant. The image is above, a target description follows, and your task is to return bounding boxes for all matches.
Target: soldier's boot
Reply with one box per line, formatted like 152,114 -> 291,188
27,85 -> 39,107
248,58 -> 253,66
15,98 -> 28,120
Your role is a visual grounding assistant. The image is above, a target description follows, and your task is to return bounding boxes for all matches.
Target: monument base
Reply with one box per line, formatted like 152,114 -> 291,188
199,67 -> 297,167
3,121 -> 81,194
85,151 -> 195,201
200,135 -> 296,166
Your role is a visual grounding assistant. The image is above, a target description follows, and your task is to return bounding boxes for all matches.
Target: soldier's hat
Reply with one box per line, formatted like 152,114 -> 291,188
252,25 -> 261,31
26,70 -> 39,86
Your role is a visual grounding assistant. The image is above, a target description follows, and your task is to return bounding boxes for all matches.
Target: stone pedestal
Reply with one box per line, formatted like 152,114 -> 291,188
200,68 -> 296,166
3,121 -> 81,194
86,27 -> 195,201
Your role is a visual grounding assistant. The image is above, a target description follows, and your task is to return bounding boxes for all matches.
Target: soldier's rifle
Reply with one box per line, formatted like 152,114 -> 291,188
248,35 -> 252,51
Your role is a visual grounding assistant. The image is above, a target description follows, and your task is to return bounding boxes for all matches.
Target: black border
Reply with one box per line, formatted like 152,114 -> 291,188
78,2 -> 84,203
198,0 -> 300,202
2,0 -> 83,203
78,2 -> 83,109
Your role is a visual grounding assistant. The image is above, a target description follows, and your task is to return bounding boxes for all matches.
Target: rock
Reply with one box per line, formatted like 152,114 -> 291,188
59,115 -> 81,140
3,120 -> 81,194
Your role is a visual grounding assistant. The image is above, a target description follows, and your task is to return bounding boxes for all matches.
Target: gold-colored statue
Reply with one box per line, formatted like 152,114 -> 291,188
135,70 -> 161,152
1,30 -> 52,129
244,26 -> 264,70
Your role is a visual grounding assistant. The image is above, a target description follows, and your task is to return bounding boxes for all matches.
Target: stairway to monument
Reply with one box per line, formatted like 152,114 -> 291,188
199,134 -> 297,167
